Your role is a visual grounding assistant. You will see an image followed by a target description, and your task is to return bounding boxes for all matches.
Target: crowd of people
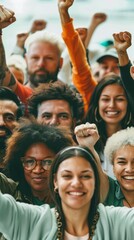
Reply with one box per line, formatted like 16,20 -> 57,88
0,0 -> 134,239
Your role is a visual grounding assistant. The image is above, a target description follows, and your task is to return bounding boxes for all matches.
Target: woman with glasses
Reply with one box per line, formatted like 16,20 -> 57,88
0,118 -> 74,206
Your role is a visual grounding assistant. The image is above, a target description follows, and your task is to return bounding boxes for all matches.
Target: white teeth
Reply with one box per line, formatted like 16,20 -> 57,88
123,176 -> 134,180
69,192 -> 83,196
106,111 -> 118,116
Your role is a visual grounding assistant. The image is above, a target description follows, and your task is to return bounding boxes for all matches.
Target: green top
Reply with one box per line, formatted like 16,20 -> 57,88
104,177 -> 124,206
0,192 -> 134,240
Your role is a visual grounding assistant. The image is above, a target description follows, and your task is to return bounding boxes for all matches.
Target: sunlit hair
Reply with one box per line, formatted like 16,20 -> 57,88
49,145 -> 100,236
25,29 -> 65,56
104,127 -> 134,164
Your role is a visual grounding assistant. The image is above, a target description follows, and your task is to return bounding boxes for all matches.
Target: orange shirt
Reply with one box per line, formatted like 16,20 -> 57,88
62,18 -> 97,113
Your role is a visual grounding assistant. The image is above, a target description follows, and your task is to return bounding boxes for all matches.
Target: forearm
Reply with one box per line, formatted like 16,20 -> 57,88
61,20 -> 96,112
89,147 -> 109,203
12,45 -> 25,56
0,35 -> 7,73
119,61 -> 134,108
84,23 -> 98,48
58,4 -> 71,25
0,36 -> 17,90
116,49 -> 130,66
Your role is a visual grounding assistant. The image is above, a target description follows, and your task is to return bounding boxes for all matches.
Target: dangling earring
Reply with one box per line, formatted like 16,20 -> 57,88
94,107 -> 101,123
54,187 -> 58,193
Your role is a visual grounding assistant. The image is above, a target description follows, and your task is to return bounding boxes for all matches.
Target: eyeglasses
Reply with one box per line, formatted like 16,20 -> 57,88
21,157 -> 53,171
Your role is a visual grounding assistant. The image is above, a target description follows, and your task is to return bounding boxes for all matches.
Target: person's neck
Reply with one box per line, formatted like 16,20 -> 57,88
32,189 -> 49,202
63,205 -> 90,236
105,123 -> 121,137
121,188 -> 134,207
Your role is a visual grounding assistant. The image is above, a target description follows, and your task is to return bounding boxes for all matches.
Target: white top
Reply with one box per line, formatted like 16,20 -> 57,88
65,231 -> 89,240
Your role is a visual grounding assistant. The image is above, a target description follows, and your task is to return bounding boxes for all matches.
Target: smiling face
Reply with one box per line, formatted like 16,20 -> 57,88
23,143 -> 55,200
113,145 -> 134,193
98,84 -> 128,126
54,156 -> 95,213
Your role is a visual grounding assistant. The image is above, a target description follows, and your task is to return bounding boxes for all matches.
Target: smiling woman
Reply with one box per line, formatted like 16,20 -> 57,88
104,127 -> 134,208
49,145 -> 100,239
85,73 -> 134,177
0,145 -> 134,239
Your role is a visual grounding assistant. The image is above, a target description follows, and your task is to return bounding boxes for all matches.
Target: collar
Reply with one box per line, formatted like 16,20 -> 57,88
115,180 -> 125,200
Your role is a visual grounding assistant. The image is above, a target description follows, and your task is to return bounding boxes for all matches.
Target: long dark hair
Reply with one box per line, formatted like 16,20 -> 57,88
49,146 -> 100,236
85,74 -> 133,152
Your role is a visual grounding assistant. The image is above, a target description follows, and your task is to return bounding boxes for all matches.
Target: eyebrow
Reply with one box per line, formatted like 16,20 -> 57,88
41,111 -> 70,114
24,155 -> 54,159
100,94 -> 126,97
116,157 -> 126,160
61,169 -> 93,173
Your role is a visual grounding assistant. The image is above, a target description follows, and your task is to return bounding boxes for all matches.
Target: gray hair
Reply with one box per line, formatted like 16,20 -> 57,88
25,30 -> 65,55
104,127 -> 134,164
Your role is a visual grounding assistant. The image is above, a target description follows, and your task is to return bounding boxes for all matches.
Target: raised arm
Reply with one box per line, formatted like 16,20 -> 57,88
58,0 -> 97,113
12,19 -> 47,56
74,122 -> 109,202
84,12 -> 107,48
0,4 -> 17,91
113,31 -> 134,113
58,0 -> 72,24
113,31 -> 131,66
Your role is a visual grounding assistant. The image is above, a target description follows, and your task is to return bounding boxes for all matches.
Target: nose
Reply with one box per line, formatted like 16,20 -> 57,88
71,176 -> 82,187
105,68 -> 111,74
37,58 -> 45,68
125,163 -> 134,172
0,116 -> 5,126
32,164 -> 44,173
109,99 -> 115,107
49,116 -> 60,126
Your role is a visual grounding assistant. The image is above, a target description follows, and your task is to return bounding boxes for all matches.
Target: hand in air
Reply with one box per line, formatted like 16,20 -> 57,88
74,122 -> 99,148
0,5 -> 16,29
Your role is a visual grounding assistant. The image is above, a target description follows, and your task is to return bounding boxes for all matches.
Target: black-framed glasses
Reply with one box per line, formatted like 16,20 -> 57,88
21,157 -> 53,171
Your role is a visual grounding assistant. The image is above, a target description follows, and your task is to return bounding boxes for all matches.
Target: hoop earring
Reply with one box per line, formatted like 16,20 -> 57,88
54,187 -> 58,193
123,111 -> 132,126
94,107 -> 101,123
126,112 -> 132,126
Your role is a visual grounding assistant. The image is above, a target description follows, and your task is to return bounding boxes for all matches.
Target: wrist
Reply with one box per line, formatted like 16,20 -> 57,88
16,42 -> 24,49
116,49 -> 127,56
